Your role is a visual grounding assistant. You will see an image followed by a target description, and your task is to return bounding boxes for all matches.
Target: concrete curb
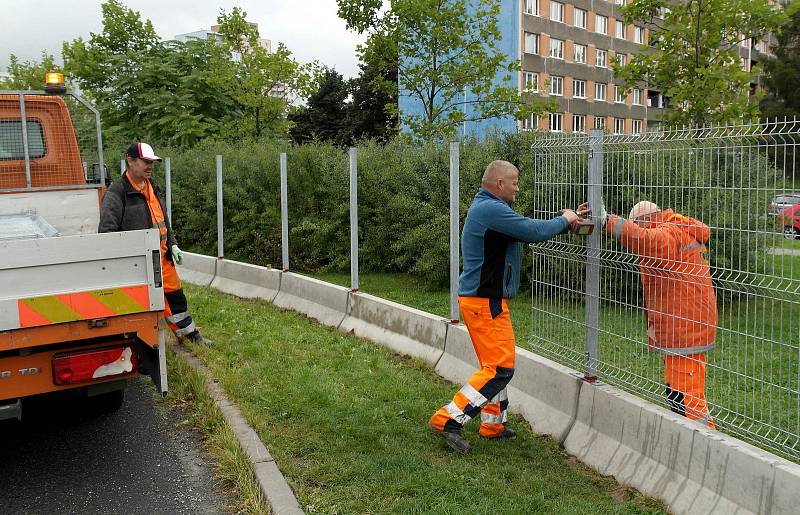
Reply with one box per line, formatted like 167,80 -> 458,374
173,346 -> 304,515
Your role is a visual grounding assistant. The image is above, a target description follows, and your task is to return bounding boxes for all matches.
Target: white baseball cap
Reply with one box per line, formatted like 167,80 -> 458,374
127,142 -> 162,162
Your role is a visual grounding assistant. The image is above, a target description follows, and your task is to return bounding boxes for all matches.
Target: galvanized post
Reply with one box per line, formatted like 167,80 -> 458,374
216,154 -> 224,259
165,157 -> 172,223
120,159 -> 125,176
584,129 -> 604,382
280,153 -> 289,271
449,142 -> 460,323
18,94 -> 31,188
349,147 -> 359,291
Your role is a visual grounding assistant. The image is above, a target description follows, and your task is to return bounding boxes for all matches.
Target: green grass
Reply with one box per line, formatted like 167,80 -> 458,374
183,283 -> 666,514
313,271 -> 800,461
164,348 -> 270,514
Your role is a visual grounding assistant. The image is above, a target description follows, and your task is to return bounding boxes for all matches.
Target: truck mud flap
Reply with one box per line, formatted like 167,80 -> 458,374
136,328 -> 168,396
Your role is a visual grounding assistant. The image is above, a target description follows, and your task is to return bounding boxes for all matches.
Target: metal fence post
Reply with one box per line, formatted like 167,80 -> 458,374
120,159 -> 125,176
584,129 -> 604,382
18,94 -> 31,188
349,147 -> 359,291
449,142 -> 460,323
216,154 -> 224,259
280,152 -> 289,271
165,157 -> 172,223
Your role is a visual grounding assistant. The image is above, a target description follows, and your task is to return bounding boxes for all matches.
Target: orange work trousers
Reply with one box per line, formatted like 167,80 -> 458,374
429,297 -> 516,437
664,353 -> 715,429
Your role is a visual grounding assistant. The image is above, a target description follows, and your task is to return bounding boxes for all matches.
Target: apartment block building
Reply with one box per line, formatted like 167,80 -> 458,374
519,0 -> 659,135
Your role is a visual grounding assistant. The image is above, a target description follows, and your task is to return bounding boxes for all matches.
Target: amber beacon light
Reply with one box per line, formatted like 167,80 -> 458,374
44,72 -> 66,94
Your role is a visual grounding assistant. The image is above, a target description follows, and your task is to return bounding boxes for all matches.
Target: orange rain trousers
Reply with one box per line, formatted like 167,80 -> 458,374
429,297 -> 515,437
664,353 -> 715,429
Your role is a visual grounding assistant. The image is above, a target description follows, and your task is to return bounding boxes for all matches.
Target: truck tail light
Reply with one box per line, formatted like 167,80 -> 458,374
52,346 -> 137,385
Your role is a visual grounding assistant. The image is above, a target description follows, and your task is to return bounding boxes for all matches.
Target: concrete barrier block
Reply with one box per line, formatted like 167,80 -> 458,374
563,382 -> 795,515
771,462 -> 800,514
273,273 -> 349,327
339,293 -> 446,366
177,252 -> 216,286
210,259 -> 280,301
508,349 -> 582,443
434,324 -> 476,384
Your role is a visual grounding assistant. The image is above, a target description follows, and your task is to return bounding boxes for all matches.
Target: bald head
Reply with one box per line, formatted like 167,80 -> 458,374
482,160 -> 520,204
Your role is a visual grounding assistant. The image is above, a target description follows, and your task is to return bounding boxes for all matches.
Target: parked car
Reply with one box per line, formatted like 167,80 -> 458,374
777,203 -> 800,239
768,193 -> 800,216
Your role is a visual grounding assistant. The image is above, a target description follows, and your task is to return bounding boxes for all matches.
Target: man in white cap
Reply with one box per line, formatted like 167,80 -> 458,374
99,142 -> 211,345
595,200 -> 717,427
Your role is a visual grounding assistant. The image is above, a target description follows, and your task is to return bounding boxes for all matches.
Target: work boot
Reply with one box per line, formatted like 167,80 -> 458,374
186,330 -> 213,346
483,427 -> 516,439
443,431 -> 472,454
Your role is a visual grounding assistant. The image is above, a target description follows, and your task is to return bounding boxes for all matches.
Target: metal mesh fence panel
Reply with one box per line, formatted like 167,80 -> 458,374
529,121 -> 800,460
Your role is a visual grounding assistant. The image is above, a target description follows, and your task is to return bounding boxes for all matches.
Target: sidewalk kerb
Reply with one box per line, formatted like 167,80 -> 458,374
173,346 -> 303,514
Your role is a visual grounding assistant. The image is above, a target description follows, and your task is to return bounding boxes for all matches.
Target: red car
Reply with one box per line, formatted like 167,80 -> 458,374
778,203 -> 800,239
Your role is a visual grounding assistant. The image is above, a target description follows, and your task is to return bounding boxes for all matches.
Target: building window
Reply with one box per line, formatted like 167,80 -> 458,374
596,15 -> 607,35
614,118 -> 626,134
615,53 -> 626,66
550,1 -> 564,23
616,20 -> 625,39
615,0 -> 626,5
574,44 -> 587,63
595,82 -> 607,101
524,0 -> 538,16
550,75 -> 564,96
632,119 -> 643,134
525,32 -> 539,54
521,113 -> 539,131
596,49 -> 607,68
549,113 -> 563,132
573,114 -> 586,133
573,79 -> 586,98
615,85 -> 626,103
549,38 -> 564,59
740,57 -> 749,71
633,88 -> 643,105
574,8 -> 587,28
634,26 -> 645,44
524,71 -> 539,92
594,116 -> 606,130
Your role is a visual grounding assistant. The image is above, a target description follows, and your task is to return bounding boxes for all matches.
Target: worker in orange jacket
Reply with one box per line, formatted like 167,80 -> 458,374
597,200 -> 716,428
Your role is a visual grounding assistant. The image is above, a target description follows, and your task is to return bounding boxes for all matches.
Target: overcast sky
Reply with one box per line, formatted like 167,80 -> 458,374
0,0 -> 367,78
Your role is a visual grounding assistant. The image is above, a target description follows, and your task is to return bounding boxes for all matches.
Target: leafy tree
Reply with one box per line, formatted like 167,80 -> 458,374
289,68 -> 349,145
0,52 -> 62,90
213,7 -> 320,139
343,34 -> 399,143
337,0 -> 552,141
760,0 -> 800,119
616,0 -> 786,127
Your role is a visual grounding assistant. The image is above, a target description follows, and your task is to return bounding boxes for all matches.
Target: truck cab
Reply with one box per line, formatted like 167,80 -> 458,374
0,82 -> 167,420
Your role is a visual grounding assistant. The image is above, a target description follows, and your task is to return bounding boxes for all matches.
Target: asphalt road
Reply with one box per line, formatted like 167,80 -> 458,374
0,378 -> 230,514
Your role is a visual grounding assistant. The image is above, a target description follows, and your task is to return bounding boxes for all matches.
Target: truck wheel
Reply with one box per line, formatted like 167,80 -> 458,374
88,388 -> 125,414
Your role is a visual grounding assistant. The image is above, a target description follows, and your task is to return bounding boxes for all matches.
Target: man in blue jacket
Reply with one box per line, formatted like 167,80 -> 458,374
429,160 -> 585,453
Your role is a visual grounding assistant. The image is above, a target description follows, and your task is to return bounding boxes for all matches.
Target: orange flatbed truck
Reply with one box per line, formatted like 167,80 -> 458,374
0,79 -> 167,420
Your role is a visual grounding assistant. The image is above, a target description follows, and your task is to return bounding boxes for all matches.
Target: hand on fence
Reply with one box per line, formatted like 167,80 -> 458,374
171,244 -> 184,265
576,202 -> 590,218
560,209 -> 580,224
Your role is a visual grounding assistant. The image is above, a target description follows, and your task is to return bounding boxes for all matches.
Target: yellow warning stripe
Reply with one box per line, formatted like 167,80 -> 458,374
90,289 -> 146,314
21,296 -> 81,324
18,286 -> 150,328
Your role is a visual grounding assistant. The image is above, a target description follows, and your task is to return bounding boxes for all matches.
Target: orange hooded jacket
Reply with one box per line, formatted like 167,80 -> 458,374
605,210 -> 717,355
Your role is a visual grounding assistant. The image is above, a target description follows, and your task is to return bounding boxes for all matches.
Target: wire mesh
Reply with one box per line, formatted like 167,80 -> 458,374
528,120 -> 800,461
0,92 -> 104,191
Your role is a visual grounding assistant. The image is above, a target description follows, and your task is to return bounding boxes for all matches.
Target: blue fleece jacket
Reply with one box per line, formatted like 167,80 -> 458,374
458,188 -> 569,298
